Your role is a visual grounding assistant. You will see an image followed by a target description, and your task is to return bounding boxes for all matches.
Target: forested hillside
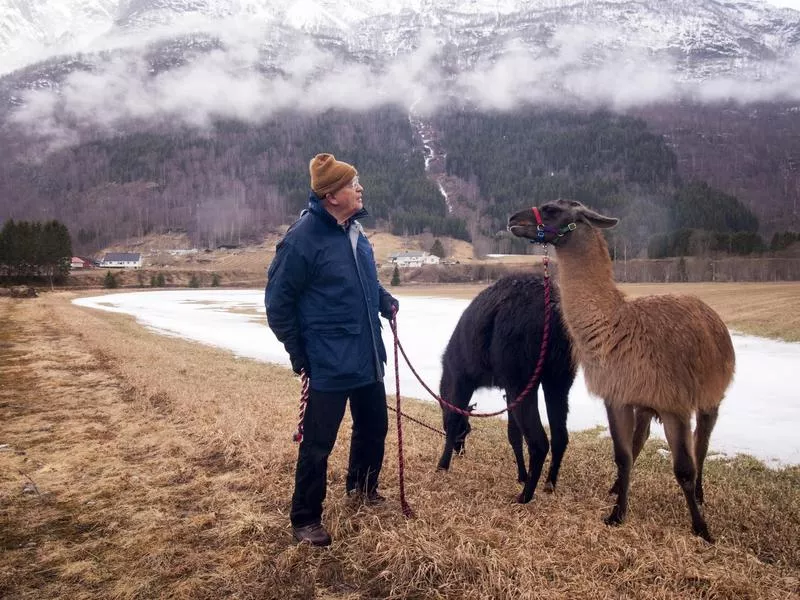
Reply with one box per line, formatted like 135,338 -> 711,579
0,107 -> 469,253
632,103 -> 800,235
0,105 -> 790,258
433,109 -> 761,257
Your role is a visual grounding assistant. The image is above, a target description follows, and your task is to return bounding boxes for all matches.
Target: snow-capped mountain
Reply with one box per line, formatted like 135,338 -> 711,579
1,0 -> 799,78
1,0 -> 800,144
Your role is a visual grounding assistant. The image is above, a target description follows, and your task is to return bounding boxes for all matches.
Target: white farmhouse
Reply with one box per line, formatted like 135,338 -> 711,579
100,252 -> 143,269
388,251 -> 441,268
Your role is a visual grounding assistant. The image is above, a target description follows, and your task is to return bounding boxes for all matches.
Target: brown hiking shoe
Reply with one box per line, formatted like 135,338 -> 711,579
364,491 -> 386,505
292,523 -> 331,546
347,489 -> 386,506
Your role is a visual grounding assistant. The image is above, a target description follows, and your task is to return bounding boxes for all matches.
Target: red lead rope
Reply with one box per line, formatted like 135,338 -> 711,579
293,253 -> 551,518
391,257 -> 552,419
391,305 -> 414,517
388,254 -> 551,517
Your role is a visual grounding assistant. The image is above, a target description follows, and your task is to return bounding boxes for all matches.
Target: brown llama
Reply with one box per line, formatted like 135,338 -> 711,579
508,199 -> 735,542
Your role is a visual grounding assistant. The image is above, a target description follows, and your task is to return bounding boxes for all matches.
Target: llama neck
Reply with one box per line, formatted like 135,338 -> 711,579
553,229 -> 625,353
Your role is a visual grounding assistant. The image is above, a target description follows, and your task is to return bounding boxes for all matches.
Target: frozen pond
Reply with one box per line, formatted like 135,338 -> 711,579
74,290 -> 800,467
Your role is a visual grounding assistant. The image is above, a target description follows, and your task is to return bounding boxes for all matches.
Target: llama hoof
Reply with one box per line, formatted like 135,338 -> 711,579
435,465 -> 449,473
543,482 -> 555,494
603,510 -> 625,527
694,525 -> 714,544
516,492 -> 533,504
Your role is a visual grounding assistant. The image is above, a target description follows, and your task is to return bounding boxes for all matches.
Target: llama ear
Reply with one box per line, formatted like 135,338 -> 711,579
579,206 -> 618,229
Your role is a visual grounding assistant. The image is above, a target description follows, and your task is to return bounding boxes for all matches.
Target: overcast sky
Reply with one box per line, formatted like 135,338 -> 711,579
769,0 -> 800,8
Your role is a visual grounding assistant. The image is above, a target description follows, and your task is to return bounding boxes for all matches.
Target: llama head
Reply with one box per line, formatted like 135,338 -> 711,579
443,409 -> 472,455
507,199 -> 618,245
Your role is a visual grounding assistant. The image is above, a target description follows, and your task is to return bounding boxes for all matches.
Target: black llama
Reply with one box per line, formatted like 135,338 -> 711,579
437,272 -> 576,503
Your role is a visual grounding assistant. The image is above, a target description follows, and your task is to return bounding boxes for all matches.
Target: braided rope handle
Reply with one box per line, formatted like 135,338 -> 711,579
292,370 -> 310,443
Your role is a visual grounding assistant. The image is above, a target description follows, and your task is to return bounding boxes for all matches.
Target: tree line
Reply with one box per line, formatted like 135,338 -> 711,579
0,106 -> 796,261
0,219 -> 73,283
0,108 -> 471,253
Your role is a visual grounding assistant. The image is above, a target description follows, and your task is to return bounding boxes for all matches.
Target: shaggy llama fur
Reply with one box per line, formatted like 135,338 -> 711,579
508,199 -> 735,542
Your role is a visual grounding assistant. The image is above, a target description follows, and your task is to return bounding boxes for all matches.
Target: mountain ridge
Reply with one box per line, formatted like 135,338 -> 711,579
3,0 -> 800,78
0,1 -> 798,256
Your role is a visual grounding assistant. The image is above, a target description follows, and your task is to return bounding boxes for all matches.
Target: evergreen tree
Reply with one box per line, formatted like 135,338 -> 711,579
103,270 -> 118,289
0,220 -> 9,278
770,231 -> 799,251
669,182 -> 758,233
391,264 -> 401,286
156,272 -> 166,287
430,239 -> 446,258
188,274 -> 200,288
211,272 -> 221,287
0,219 -> 72,282
40,220 -> 72,283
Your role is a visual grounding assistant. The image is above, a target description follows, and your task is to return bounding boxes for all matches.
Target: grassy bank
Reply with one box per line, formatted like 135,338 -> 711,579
1,293 -> 798,599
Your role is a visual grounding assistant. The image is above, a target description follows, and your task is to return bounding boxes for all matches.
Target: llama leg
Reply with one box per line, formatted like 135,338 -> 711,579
507,418 -> 527,483
632,407 -> 655,462
437,433 -> 456,472
513,399 -> 550,504
694,407 -> 719,505
604,403 -> 634,526
542,380 -> 569,492
661,412 -> 713,542
610,407 -> 654,495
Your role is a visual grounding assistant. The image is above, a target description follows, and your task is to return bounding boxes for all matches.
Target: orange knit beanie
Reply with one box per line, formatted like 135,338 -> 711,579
309,153 -> 357,197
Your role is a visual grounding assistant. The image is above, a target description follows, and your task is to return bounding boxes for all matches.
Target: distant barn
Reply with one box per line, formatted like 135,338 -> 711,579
70,256 -> 95,270
100,253 -> 143,269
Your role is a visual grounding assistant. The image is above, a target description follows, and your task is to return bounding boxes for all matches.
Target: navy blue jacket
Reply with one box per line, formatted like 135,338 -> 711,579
265,193 -> 392,392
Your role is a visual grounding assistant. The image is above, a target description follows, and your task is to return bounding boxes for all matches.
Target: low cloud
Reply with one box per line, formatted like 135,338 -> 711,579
9,21 -> 800,150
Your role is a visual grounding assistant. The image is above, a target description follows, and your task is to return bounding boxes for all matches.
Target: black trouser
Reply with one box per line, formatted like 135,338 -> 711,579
290,381 -> 388,528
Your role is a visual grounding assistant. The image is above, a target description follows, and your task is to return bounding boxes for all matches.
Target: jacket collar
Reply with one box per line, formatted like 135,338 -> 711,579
308,191 -> 369,229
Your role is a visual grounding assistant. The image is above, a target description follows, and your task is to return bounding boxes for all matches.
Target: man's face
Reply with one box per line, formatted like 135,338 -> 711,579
330,176 -> 363,220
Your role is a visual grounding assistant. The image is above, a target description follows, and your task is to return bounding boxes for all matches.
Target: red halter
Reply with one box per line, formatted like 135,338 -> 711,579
532,206 -> 543,226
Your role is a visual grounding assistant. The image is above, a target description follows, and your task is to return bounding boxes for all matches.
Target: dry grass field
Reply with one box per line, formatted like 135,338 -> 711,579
1,287 -> 799,600
99,230 -> 480,274
78,231 -> 537,290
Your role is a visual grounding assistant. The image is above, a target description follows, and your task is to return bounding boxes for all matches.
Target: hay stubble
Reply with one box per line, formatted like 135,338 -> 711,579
0,293 -> 798,599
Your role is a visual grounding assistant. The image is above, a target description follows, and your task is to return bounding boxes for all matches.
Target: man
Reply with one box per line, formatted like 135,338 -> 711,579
265,153 -> 399,547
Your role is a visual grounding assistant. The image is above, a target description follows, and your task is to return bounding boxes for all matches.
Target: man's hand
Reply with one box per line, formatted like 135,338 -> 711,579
380,295 -> 399,320
290,354 -> 308,376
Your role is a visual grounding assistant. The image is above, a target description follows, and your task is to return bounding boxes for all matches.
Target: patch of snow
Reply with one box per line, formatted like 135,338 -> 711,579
73,290 -> 800,468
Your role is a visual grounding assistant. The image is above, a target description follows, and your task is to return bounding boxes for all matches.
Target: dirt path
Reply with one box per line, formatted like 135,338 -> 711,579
0,298 -> 279,599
